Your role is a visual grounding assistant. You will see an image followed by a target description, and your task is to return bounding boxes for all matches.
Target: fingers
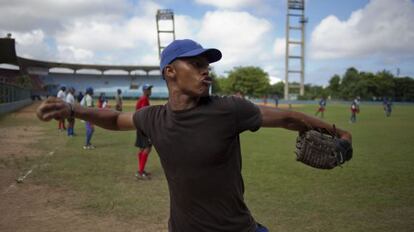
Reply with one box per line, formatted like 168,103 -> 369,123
42,111 -> 64,121
36,98 -> 70,121
340,132 -> 352,143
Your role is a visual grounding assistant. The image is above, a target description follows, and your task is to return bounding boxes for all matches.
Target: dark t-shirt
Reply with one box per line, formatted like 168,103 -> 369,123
133,96 -> 262,232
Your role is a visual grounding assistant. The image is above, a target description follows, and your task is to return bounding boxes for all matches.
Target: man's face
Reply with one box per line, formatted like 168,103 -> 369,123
144,88 -> 152,97
171,55 -> 212,97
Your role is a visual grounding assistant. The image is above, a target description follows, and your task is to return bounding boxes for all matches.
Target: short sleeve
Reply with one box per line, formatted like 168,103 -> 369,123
231,97 -> 262,133
80,97 -> 85,106
86,96 -> 93,107
133,107 -> 150,136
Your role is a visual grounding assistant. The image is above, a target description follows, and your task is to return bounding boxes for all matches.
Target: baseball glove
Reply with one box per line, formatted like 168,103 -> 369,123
295,129 -> 353,169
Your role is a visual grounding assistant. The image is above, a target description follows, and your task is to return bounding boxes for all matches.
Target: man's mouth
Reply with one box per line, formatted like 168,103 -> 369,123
201,77 -> 212,85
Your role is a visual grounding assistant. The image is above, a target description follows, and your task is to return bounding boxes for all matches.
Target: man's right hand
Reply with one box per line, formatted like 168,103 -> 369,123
36,97 -> 71,122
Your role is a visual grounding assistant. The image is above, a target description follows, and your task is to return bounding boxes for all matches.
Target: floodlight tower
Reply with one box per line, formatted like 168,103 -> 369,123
156,9 -> 176,59
284,0 -> 307,99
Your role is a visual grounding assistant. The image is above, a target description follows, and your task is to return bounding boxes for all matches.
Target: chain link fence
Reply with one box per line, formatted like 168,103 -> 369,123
0,82 -> 31,104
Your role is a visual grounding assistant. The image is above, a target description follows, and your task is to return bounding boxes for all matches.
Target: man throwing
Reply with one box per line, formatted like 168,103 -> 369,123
36,39 -> 352,232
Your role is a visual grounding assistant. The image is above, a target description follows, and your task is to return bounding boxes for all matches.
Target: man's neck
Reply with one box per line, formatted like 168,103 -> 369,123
168,90 -> 200,111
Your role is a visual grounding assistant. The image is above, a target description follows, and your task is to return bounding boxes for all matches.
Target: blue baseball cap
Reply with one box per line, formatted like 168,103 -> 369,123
86,87 -> 94,95
142,84 -> 153,91
160,39 -> 222,73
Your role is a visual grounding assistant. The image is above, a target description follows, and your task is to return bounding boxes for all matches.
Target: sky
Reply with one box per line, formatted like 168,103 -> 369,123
0,0 -> 413,85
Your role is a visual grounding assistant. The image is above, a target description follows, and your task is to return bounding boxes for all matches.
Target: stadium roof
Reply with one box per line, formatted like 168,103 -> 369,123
0,37 -> 160,75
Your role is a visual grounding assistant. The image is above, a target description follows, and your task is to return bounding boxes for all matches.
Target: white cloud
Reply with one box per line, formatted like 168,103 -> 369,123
1,1 -> 281,76
310,0 -> 414,59
3,29 -> 51,60
273,37 -> 286,59
0,0 -> 129,32
175,15 -> 201,40
197,10 -> 272,69
269,75 -> 283,84
195,0 -> 259,9
0,0 -> 161,65
14,30 -> 45,46
56,45 -> 94,62
56,21 -> 133,52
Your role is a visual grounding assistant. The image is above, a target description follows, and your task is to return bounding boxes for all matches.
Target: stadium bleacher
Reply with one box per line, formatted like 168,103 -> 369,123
41,72 -> 168,98
1,38 -> 168,99
0,68 -> 20,85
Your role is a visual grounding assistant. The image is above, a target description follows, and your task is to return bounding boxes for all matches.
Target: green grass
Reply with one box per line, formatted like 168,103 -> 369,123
2,101 -> 414,231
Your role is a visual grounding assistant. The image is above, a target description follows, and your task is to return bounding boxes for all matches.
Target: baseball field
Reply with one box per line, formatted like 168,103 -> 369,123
1,100 -> 413,231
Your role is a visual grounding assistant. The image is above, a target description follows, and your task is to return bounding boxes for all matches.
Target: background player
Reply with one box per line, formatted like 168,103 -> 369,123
383,97 -> 393,117
115,89 -> 123,112
56,86 -> 66,131
65,87 -> 76,136
350,100 -> 358,123
80,87 -> 96,149
134,84 -> 153,179
315,97 -> 326,118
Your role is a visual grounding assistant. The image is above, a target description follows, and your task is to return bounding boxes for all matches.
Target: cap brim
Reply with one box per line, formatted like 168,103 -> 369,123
143,85 -> 153,90
177,48 -> 222,64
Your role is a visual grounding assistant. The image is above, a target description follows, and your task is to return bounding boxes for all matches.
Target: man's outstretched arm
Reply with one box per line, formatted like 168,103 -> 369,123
36,97 -> 135,131
259,105 -> 352,142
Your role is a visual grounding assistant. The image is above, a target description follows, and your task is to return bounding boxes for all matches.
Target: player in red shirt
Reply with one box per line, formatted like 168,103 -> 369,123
135,84 -> 153,179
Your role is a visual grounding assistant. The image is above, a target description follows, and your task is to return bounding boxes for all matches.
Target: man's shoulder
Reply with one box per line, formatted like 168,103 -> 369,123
206,95 -> 257,112
138,104 -> 164,113
135,105 -> 165,122
208,95 -> 246,104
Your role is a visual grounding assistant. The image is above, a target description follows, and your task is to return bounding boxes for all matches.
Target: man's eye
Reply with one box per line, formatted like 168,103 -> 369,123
191,61 -> 201,67
187,59 -> 208,69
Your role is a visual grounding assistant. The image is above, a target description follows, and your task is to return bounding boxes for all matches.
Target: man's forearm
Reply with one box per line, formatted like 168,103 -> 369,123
73,104 -> 121,130
260,106 -> 351,141
284,111 -> 351,141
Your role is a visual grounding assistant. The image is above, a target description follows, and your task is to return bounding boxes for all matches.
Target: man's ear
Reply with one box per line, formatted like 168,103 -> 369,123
164,64 -> 176,80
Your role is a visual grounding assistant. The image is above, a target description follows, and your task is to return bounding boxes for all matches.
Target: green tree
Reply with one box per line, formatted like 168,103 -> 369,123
357,72 -> 376,100
268,81 -> 284,97
227,66 -> 270,97
327,74 -> 341,99
374,70 -> 395,97
303,84 -> 326,100
210,71 -> 221,94
340,67 -> 360,100
393,77 -> 414,101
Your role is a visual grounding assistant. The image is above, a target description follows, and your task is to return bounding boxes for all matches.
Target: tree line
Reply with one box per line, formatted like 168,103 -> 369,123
212,66 -> 414,101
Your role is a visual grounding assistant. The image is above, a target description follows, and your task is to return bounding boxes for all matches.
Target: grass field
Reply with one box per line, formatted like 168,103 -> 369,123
2,100 -> 414,231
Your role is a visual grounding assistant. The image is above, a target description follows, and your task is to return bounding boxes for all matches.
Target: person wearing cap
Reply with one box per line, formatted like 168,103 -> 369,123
36,39 -> 352,232
80,87 -> 96,149
65,87 -> 76,137
56,86 -> 67,131
315,97 -> 327,118
115,89 -> 123,111
134,84 -> 153,179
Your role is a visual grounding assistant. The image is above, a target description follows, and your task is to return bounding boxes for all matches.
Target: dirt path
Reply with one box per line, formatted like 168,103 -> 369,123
0,103 -> 165,232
